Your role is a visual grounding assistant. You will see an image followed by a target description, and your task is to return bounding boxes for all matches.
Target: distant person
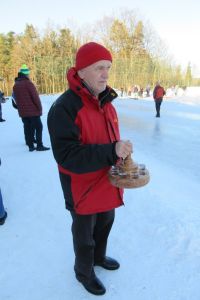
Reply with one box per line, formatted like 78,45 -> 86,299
132,85 -> 138,99
47,42 -> 133,295
146,84 -> 151,97
138,87 -> 143,98
0,159 -> 7,225
153,81 -> 166,117
0,90 -> 6,122
12,81 -> 37,145
13,64 -> 50,151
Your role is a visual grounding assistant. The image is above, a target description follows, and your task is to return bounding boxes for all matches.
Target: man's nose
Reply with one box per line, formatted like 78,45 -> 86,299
102,69 -> 109,79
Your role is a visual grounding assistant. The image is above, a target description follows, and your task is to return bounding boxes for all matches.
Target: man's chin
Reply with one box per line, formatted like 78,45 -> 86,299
98,85 -> 107,94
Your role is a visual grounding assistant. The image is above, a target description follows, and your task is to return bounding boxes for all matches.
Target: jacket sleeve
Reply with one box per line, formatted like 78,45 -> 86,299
11,93 -> 18,109
47,102 -> 118,174
0,92 -> 6,103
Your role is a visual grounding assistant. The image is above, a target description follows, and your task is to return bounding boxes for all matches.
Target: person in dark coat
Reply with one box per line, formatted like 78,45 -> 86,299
12,78 -> 37,144
0,188 -> 6,225
0,90 -> 6,122
13,65 -> 50,151
0,158 -> 7,225
153,81 -> 166,117
47,42 -> 133,295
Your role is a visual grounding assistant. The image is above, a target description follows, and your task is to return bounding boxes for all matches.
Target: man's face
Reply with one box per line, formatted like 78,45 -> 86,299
78,60 -> 112,96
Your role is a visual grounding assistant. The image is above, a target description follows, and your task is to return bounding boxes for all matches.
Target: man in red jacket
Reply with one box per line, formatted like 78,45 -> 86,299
48,42 -> 133,295
13,64 -> 50,151
153,81 -> 166,117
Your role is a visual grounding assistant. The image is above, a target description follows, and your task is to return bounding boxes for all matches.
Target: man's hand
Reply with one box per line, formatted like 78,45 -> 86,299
115,140 -> 133,159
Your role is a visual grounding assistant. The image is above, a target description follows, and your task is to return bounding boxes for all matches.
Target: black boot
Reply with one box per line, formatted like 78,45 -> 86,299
28,142 -> 36,151
36,145 -> 50,151
29,146 -> 36,152
77,275 -> 106,295
95,256 -> 120,270
0,118 -> 6,122
0,211 -> 7,225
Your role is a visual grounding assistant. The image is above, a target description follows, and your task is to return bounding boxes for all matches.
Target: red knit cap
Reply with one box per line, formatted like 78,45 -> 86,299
75,42 -> 112,70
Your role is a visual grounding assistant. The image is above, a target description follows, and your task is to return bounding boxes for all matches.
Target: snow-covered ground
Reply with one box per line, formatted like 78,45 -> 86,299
0,92 -> 200,300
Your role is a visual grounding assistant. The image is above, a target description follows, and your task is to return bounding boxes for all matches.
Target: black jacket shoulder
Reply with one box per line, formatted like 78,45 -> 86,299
51,89 -> 83,118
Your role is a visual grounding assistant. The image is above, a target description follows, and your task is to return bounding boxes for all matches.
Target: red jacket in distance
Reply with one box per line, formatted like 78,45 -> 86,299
47,67 -> 123,215
153,85 -> 166,100
13,75 -> 42,118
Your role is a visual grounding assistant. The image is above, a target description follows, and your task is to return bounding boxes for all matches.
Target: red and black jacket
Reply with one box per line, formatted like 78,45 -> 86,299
47,68 -> 123,214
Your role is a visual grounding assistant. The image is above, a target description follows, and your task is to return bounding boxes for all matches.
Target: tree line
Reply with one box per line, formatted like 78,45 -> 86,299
0,10 -> 195,95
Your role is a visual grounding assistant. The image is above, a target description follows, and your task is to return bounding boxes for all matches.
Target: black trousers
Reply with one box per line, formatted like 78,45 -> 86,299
155,99 -> 163,116
21,116 -> 43,147
70,209 -> 115,283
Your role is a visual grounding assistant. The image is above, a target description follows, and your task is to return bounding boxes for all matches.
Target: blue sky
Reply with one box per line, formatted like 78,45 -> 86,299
1,0 -> 200,75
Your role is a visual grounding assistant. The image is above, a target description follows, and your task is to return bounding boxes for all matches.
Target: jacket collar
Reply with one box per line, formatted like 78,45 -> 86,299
16,75 -> 30,81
